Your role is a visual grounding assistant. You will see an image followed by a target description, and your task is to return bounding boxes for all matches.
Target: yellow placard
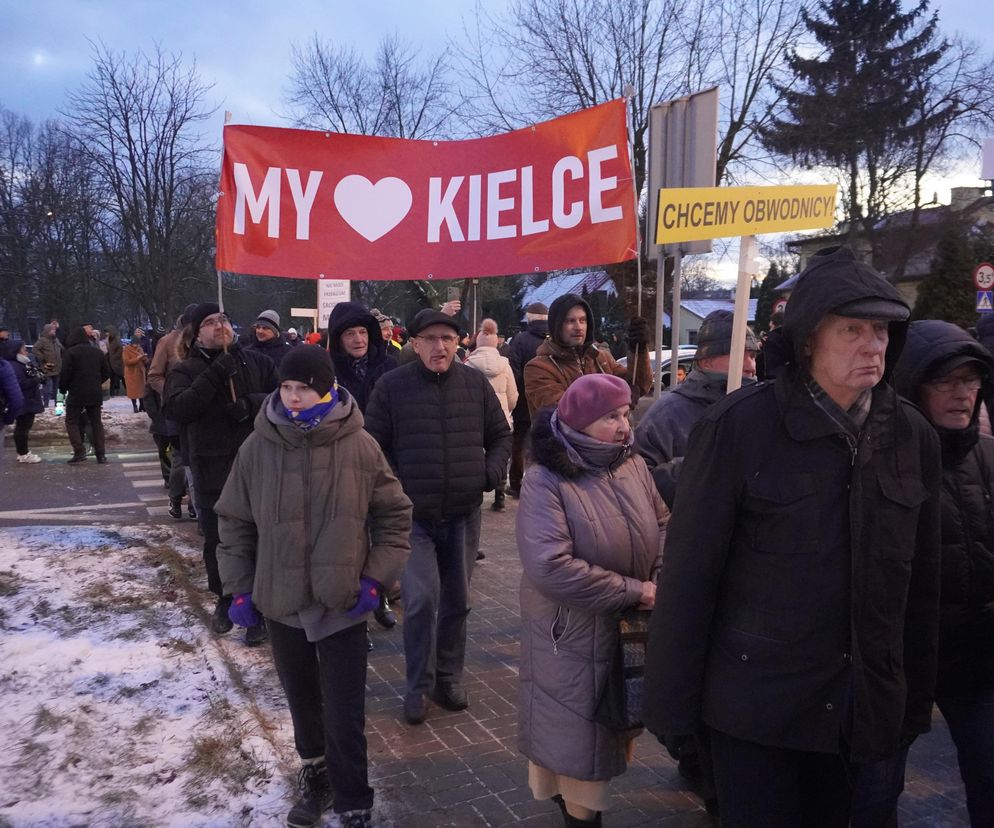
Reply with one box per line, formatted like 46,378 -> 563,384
654,184 -> 837,244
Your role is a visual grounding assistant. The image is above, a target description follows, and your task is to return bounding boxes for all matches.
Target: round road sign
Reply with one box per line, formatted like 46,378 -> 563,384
974,262 -> 994,290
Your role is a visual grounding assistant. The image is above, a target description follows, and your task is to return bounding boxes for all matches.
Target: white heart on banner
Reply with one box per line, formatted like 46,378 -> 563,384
333,175 -> 413,242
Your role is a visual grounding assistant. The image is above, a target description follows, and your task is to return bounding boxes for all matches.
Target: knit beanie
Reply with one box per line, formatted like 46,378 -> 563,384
477,318 -> 499,349
254,309 -> 281,335
557,374 -> 631,431
279,345 -> 335,397
190,303 -> 221,338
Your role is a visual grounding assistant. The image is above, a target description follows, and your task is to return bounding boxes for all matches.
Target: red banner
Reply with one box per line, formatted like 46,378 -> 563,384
215,100 -> 636,280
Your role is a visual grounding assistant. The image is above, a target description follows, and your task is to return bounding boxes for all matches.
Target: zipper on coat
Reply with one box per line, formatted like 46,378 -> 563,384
550,606 -> 570,655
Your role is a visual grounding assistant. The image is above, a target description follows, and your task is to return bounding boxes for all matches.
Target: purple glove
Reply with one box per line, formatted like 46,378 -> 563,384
228,593 -> 261,627
347,576 -> 382,619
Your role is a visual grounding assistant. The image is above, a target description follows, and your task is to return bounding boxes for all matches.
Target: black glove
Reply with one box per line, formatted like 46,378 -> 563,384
627,316 -> 650,348
209,352 -> 238,381
226,397 -> 252,423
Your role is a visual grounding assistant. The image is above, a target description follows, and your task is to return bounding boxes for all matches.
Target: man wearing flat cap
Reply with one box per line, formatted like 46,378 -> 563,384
643,247 -> 942,824
635,309 -> 760,509
365,308 -> 512,726
523,293 -> 652,417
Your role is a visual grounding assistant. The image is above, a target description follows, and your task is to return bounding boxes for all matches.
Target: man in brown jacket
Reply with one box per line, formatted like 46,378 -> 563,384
523,293 -> 651,417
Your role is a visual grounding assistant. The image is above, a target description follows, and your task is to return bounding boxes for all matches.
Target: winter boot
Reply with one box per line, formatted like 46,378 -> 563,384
245,618 -> 268,647
552,796 -> 602,827
339,809 -> 372,828
285,760 -> 333,828
373,593 -> 396,629
211,595 -> 233,634
132,399 -> 140,413
168,498 -> 183,520
67,452 -> 87,464
491,487 -> 506,511
187,500 -> 198,520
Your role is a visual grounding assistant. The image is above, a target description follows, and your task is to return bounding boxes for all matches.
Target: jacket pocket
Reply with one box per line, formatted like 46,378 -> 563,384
744,473 -> 819,554
875,475 -> 929,561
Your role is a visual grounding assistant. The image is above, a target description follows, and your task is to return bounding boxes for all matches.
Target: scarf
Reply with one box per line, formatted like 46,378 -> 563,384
550,408 -> 633,471
283,387 -> 339,431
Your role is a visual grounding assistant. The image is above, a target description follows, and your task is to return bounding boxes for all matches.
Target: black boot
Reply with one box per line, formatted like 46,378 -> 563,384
491,487 -> 506,512
373,592 -> 397,628
67,451 -> 87,464
132,399 -> 140,413
211,595 -> 233,634
552,796 -> 602,827
245,618 -> 268,647
187,500 -> 198,520
286,760 -> 333,828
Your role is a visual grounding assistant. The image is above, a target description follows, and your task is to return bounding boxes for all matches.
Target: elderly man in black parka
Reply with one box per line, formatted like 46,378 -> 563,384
643,247 -> 942,826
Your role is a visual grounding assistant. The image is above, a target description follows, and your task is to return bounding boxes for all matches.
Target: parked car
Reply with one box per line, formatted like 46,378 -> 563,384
618,345 -> 697,391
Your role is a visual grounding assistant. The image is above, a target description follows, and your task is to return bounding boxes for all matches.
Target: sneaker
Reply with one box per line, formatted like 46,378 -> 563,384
339,809 -> 372,828
168,498 -> 183,520
211,596 -> 233,634
286,761 -> 333,828
16,452 -> 42,464
187,501 -> 198,520
245,619 -> 268,647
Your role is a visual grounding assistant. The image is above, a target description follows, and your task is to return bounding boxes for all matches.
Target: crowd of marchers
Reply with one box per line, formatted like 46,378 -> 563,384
1,246 -> 992,828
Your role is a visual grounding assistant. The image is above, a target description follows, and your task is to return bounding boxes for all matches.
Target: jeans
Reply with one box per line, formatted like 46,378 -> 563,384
709,729 -> 852,828
401,511 -> 478,696
268,619 -> 374,813
938,689 -> 994,826
42,376 -> 57,406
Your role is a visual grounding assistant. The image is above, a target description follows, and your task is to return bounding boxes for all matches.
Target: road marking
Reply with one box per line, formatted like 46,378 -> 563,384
0,501 -> 144,520
122,461 -> 160,470
131,479 -> 166,488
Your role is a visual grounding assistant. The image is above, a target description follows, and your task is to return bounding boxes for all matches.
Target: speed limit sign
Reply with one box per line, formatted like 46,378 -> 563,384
974,262 -> 994,290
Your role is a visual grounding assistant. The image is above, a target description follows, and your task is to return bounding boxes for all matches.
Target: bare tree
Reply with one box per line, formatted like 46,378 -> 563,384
60,43 -> 218,329
284,35 -> 457,139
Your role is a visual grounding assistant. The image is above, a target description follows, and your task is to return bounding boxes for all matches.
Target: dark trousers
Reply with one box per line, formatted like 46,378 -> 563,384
710,729 -> 852,828
66,403 -> 105,457
194,488 -> 223,596
402,513 -> 477,696
268,619 -> 374,814
939,689 -> 994,825
509,418 -> 530,492
850,747 -> 908,828
13,413 -> 35,455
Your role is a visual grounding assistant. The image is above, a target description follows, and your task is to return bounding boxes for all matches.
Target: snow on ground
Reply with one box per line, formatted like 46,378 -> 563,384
28,396 -> 154,449
0,524 -> 298,827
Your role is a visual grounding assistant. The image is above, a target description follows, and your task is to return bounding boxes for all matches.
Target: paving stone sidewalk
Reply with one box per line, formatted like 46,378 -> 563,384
361,495 -> 970,827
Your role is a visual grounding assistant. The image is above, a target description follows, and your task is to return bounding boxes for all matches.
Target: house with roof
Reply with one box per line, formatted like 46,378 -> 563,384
677,299 -> 759,346
784,186 -> 994,305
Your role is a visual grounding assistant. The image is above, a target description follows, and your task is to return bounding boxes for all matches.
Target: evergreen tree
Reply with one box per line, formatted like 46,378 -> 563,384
761,1 -> 945,245
754,262 -> 789,333
911,218 -> 976,327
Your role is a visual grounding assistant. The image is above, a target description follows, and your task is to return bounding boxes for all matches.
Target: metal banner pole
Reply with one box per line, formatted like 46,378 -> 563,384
670,250 -> 682,389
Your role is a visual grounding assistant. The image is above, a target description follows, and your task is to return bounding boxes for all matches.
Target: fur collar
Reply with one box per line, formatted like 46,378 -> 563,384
529,407 -> 585,479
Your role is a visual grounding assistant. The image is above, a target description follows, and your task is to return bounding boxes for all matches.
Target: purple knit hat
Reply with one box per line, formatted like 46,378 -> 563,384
557,374 -> 631,431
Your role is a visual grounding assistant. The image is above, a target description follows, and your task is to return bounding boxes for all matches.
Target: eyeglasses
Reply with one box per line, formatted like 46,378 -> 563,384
927,376 -> 982,392
416,334 -> 458,346
200,314 -> 231,328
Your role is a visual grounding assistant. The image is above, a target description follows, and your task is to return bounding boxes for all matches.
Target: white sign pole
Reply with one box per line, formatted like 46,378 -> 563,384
726,235 -> 758,394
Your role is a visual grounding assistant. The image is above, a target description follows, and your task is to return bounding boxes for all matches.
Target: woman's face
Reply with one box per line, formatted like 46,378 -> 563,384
581,404 -> 632,444
920,364 -> 983,431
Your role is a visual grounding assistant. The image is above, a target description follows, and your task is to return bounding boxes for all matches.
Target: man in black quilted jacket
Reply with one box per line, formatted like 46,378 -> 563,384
365,308 -> 511,726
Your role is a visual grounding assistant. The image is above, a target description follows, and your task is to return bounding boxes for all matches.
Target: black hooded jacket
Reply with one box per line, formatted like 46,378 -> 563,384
643,248 -> 942,762
59,327 -> 110,406
327,301 -> 397,413
507,318 -> 549,424
893,320 -> 994,699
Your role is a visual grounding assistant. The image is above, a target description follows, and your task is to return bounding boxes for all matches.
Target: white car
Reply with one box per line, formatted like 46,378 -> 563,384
617,345 -> 697,389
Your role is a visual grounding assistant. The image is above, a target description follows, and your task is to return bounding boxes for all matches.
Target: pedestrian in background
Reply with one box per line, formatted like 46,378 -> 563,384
853,320 -> 994,826
2,342 -> 40,463
464,318 -> 518,512
32,323 -> 62,408
217,345 -> 412,828
516,373 -> 668,827
123,329 -> 148,413
102,324 -> 124,397
506,302 -> 549,498
59,326 -> 110,464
